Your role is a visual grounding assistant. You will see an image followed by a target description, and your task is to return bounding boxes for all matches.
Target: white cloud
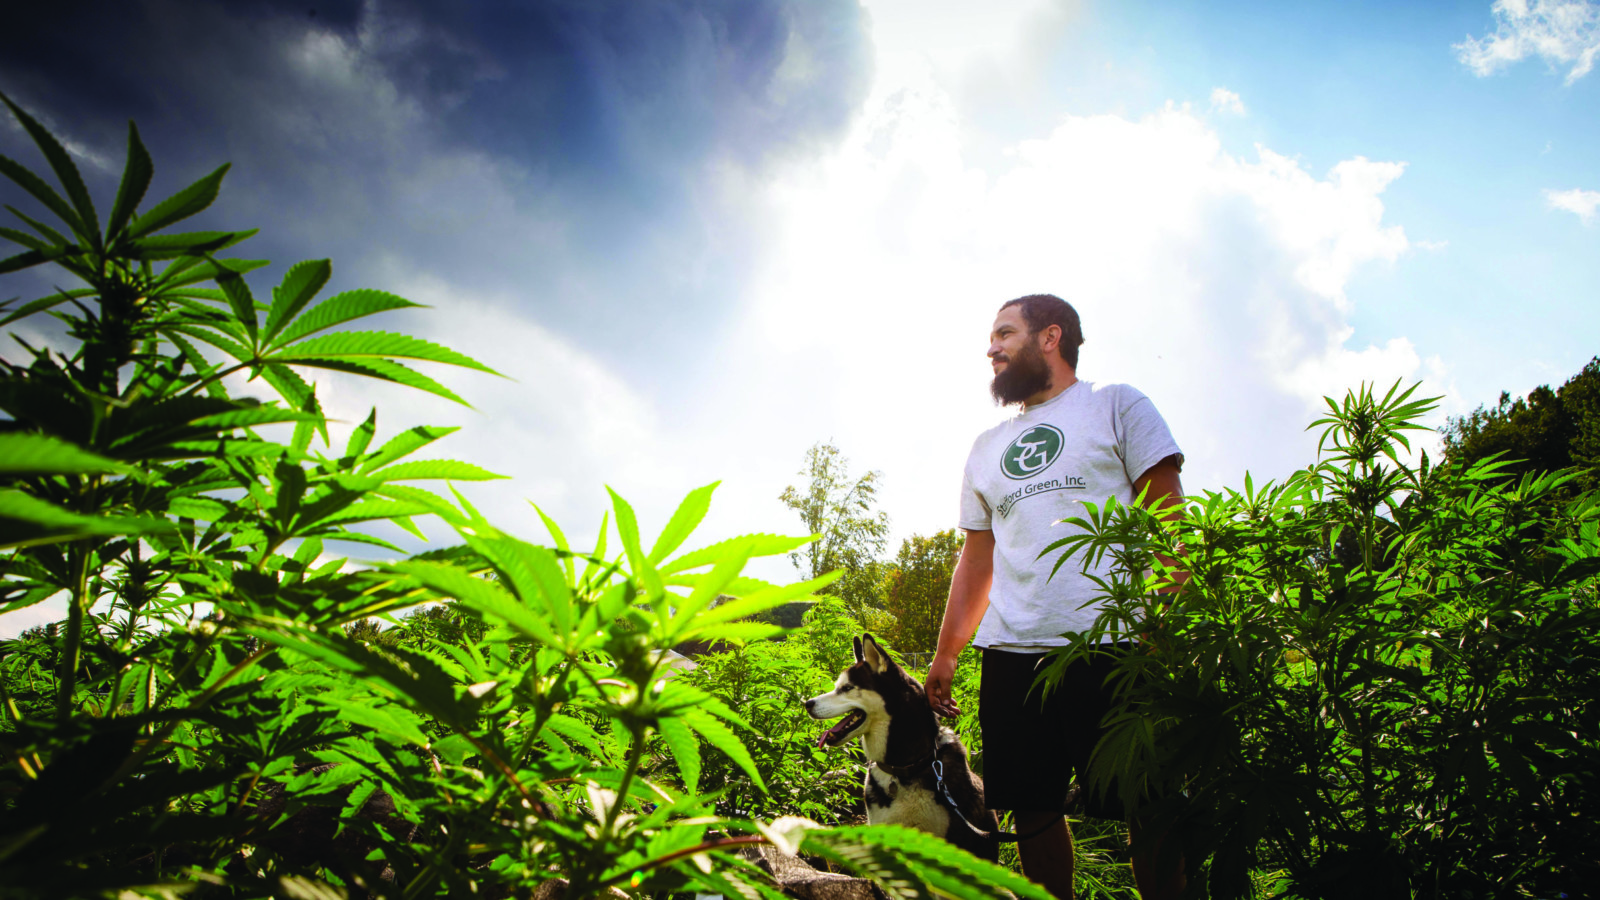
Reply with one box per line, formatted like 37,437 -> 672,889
285,78 -> 1430,582
2,2 -> 1444,639
299,72 -> 1431,573
1209,87 -> 1247,115
717,77 -> 1429,544
1456,0 -> 1600,84
1545,186 -> 1600,223
0,100 -> 116,173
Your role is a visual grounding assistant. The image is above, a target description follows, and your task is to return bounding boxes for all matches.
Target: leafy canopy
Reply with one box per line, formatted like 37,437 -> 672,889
0,96 -> 1037,900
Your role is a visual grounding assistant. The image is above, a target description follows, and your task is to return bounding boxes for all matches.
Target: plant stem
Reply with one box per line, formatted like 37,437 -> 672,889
605,835 -> 771,887
56,543 -> 93,720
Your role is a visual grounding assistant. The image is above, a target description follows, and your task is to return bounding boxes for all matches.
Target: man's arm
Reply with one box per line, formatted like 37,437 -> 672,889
926,528 -> 994,718
1133,455 -> 1186,597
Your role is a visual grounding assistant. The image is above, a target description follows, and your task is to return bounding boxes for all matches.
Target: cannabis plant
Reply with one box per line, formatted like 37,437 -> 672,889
0,97 -> 1044,900
1044,383 -> 1600,898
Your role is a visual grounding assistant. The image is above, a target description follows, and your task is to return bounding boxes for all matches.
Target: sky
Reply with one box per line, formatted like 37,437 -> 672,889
2,0 -> 1598,636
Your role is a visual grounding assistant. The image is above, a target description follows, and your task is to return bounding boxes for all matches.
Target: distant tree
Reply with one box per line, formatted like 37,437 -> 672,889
882,529 -> 963,653
1442,356 -> 1600,487
779,441 -> 890,617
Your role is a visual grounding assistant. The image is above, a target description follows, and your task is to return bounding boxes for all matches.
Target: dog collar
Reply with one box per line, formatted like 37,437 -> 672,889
872,753 -> 936,779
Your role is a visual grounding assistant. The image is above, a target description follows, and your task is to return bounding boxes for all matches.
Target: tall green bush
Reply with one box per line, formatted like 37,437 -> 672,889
1044,382 -> 1600,898
0,98 -> 1046,900
882,529 -> 963,654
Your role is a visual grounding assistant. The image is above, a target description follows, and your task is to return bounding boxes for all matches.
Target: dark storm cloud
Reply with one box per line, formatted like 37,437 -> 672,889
0,0 -> 872,361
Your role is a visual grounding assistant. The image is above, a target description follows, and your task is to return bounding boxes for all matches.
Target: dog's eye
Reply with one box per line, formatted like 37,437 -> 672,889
837,685 -> 853,693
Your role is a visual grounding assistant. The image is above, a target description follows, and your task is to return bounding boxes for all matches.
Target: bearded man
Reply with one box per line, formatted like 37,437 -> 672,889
924,294 -> 1186,900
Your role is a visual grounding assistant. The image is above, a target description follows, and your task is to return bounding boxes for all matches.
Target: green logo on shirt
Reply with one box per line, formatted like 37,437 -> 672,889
1001,425 -> 1064,479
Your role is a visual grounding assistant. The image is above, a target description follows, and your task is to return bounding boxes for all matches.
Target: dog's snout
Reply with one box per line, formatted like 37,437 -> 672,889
804,698 -> 815,713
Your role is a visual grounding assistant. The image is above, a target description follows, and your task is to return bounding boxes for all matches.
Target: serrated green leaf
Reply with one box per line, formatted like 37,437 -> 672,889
610,487 -> 666,599
360,426 -> 458,474
659,682 -> 751,730
274,356 -> 471,406
313,695 -> 430,747
529,501 -> 576,582
544,714 -> 607,758
306,499 -> 434,530
316,530 -> 406,553
106,121 -> 152,241
272,289 -> 423,347
693,571 -> 842,630
0,433 -> 126,475
657,714 -> 701,794
216,268 -> 259,343
685,622 -> 786,644
0,290 -> 86,327
0,490 -> 164,549
126,230 -> 253,260
0,248 -> 52,275
469,533 -> 575,638
342,779 -> 380,822
259,363 -> 316,414
345,408 -> 378,460
661,533 -> 816,575
167,497 -> 232,521
809,825 -> 1054,900
682,708 -> 766,793
648,481 -> 719,565
126,163 -> 230,239
2,214 -> 61,250
0,95 -> 98,249
266,330 -> 498,375
159,323 -> 253,364
367,460 -> 506,482
154,256 -> 269,290
186,407 -> 321,431
263,259 -> 331,343
372,484 -> 465,523
0,154 -> 81,242
385,559 -> 558,645
287,761 -> 366,795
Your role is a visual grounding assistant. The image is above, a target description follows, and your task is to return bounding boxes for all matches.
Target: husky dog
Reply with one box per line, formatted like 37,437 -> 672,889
806,634 -> 1000,861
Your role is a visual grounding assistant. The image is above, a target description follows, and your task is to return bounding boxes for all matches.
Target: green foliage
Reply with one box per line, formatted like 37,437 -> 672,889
795,595 -> 865,676
779,441 -> 891,618
1044,380 -> 1600,898
882,529 -> 963,654
1442,355 -> 1600,489
0,101 -> 1038,900
677,638 -> 862,823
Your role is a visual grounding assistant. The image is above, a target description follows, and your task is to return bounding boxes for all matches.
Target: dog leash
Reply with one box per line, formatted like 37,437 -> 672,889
929,760 -> 1062,844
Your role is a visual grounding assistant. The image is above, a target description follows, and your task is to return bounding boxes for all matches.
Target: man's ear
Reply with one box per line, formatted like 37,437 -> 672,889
860,634 -> 891,674
853,635 -> 864,664
1039,323 -> 1062,353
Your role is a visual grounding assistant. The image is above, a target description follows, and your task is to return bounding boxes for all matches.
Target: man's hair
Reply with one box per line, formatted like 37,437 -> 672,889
1000,294 -> 1083,369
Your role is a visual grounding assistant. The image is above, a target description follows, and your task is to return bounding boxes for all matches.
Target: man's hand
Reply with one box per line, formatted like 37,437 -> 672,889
925,653 -> 962,718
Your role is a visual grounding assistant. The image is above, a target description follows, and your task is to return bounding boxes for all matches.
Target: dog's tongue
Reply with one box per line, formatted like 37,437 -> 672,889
816,711 -> 862,748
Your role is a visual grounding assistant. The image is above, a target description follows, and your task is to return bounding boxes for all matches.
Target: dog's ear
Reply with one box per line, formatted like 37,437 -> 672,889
860,634 -> 891,674
853,635 -> 864,664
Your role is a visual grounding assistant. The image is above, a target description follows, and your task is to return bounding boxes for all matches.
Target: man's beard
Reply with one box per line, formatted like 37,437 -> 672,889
990,339 -> 1052,405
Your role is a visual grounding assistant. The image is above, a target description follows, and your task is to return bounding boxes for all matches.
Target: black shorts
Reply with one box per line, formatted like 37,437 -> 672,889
978,645 -> 1130,820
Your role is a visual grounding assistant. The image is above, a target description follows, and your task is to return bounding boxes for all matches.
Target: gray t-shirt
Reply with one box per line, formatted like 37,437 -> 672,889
959,380 -> 1183,649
